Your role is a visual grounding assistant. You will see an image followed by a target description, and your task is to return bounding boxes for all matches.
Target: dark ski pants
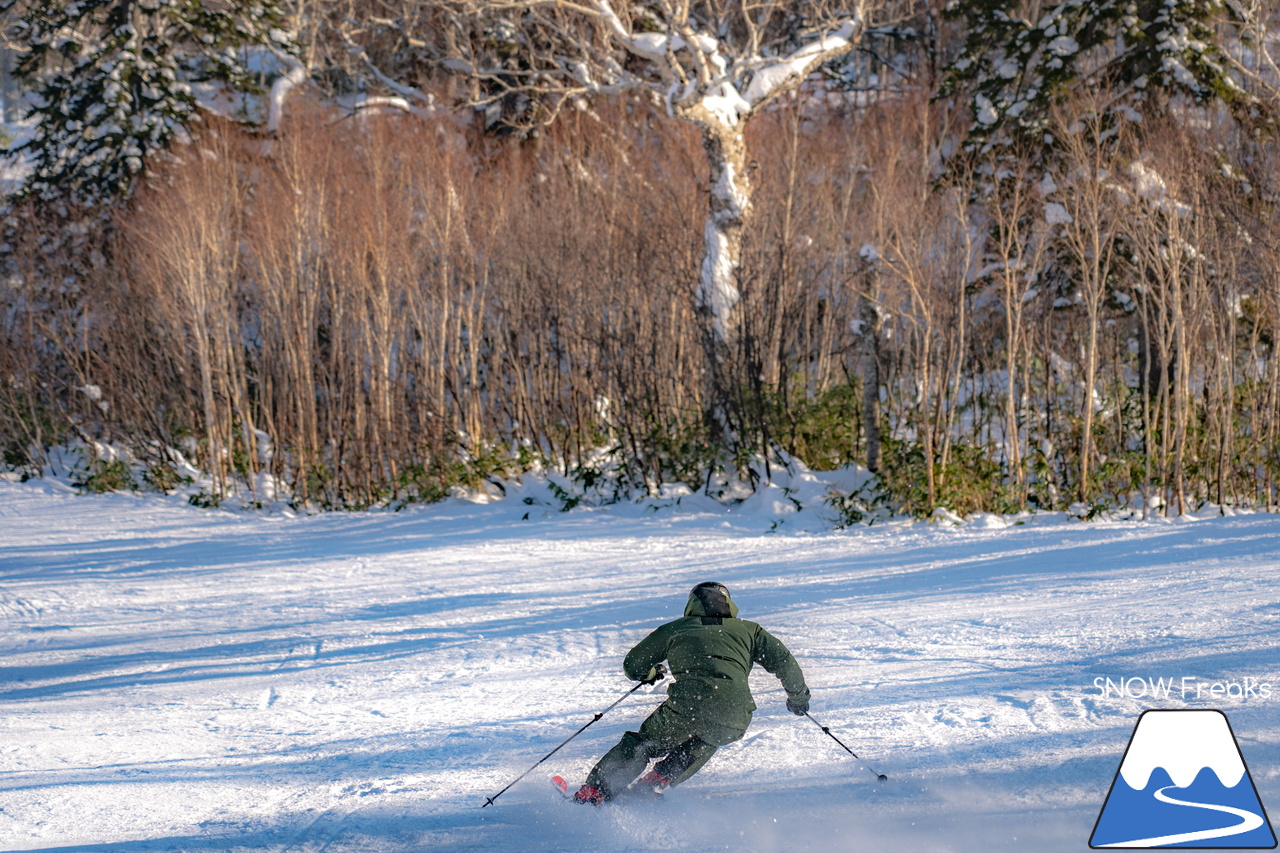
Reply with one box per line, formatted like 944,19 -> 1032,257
585,701 -> 744,800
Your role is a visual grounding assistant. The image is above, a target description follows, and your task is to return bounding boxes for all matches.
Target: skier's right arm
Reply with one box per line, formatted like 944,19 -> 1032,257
622,624 -> 674,682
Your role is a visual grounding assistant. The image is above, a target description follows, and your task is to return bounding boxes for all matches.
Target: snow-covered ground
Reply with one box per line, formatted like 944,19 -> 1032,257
2,477 -> 1279,852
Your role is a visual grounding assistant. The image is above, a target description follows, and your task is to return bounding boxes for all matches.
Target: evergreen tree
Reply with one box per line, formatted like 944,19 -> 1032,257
940,0 -> 1262,154
2,0 -> 295,202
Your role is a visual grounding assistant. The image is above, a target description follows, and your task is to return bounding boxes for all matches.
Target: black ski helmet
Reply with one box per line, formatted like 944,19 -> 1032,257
687,581 -> 736,618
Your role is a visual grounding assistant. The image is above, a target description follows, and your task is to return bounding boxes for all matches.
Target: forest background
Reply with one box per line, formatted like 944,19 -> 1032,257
3,0 -> 1280,521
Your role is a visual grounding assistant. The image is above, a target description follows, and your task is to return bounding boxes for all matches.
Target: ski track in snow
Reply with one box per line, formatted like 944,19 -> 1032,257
1,479 -> 1279,851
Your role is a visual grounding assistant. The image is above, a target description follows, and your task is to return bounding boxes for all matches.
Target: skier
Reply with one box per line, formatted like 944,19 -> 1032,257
572,581 -> 811,804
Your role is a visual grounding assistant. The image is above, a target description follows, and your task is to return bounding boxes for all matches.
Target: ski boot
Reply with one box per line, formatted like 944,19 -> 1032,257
573,784 -> 605,806
637,769 -> 671,795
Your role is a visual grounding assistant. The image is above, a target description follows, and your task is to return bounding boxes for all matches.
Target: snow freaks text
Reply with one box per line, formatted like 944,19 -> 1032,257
1093,677 -> 1274,701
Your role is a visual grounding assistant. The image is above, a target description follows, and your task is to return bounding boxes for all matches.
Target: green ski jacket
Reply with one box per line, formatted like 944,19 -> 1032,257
622,588 -> 810,735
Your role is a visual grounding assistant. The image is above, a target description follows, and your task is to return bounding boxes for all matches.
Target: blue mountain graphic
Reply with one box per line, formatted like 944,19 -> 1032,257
1092,766 -> 1277,848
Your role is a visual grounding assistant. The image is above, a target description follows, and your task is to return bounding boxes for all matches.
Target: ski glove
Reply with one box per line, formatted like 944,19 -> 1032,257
641,663 -> 668,685
786,696 -> 809,716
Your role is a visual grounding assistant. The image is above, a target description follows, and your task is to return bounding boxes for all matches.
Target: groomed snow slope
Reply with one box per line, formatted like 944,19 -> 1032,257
2,479 -> 1278,852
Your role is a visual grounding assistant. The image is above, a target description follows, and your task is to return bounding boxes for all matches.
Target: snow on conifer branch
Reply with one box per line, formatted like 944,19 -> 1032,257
940,0 -> 1270,156
2,0 -> 298,203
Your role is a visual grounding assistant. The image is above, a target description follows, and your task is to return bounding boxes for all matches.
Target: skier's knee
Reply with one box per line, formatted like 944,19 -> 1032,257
617,730 -> 655,759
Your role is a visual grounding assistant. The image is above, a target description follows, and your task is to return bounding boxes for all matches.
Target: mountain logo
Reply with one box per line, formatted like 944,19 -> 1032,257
1091,709 -> 1276,848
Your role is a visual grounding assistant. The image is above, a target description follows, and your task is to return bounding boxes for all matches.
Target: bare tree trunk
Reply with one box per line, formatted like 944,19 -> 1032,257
0,47 -> 14,125
921,333 -> 936,509
859,260 -> 882,473
1171,272 -> 1188,515
1140,288 -> 1154,521
938,201 -> 970,478
1080,292 -> 1100,503
1269,330 -> 1280,511
1003,273 -> 1024,503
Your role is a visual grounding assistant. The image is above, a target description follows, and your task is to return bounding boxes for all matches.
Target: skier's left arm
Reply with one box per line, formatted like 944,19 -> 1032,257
753,627 -> 811,713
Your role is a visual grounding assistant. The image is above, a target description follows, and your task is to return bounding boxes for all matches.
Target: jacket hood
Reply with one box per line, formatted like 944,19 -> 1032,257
684,582 -> 739,618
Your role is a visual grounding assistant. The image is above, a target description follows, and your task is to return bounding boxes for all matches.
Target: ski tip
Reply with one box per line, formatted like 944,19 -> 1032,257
551,775 -> 569,795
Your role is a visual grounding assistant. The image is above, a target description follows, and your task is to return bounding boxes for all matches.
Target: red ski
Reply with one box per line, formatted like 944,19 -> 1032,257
552,775 -> 605,805
551,775 -> 571,798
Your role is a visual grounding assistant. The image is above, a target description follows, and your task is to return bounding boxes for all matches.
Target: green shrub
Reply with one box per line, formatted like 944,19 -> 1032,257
764,380 -> 863,471
877,437 -> 1021,518
3,440 -> 31,473
74,458 -> 137,494
188,490 -> 223,508
825,481 -> 890,527
143,462 -> 192,494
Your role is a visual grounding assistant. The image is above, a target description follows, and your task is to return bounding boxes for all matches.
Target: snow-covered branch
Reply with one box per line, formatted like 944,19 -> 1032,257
743,18 -> 864,108
412,0 -> 872,131
267,58 -> 308,133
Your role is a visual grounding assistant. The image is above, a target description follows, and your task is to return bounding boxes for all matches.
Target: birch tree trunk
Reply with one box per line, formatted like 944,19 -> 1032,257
694,120 -> 750,343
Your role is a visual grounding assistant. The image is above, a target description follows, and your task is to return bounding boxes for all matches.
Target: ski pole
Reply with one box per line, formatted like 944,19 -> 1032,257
804,711 -> 888,782
481,667 -> 665,808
